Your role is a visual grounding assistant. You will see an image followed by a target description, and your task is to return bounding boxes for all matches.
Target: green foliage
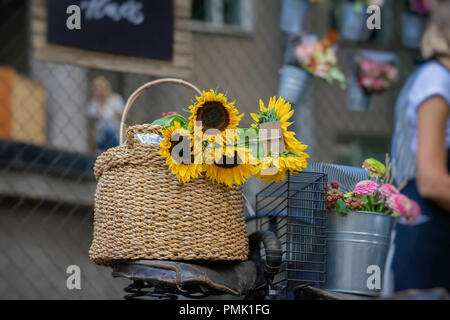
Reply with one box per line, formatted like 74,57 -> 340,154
335,198 -> 352,217
256,109 -> 280,125
152,115 -> 189,129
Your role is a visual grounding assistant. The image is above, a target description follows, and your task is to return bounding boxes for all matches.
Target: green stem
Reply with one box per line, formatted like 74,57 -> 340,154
367,196 -> 375,212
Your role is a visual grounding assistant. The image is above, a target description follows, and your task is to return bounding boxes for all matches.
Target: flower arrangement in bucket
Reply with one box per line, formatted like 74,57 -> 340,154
280,0 -> 323,35
327,157 -> 420,224
295,30 -> 347,89
323,156 -> 421,296
357,58 -> 399,95
348,52 -> 398,111
336,0 -> 384,42
402,0 -> 433,48
406,0 -> 432,16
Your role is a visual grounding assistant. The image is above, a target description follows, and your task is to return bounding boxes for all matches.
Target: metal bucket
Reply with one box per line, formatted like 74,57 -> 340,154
339,3 -> 372,42
323,211 -> 394,296
401,13 -> 427,49
347,72 -> 372,112
278,65 -> 312,104
280,0 -> 311,34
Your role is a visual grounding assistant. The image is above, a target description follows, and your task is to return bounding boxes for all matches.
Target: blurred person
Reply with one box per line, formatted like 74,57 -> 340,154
390,1 -> 450,292
88,76 -> 124,152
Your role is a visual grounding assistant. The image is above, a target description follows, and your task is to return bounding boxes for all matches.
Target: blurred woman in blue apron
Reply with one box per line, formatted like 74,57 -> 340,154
391,2 -> 450,291
88,76 -> 124,152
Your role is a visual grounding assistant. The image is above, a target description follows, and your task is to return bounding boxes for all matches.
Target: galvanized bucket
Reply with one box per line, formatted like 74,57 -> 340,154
339,3 -> 372,42
347,73 -> 372,112
401,13 -> 427,49
278,65 -> 312,104
280,0 -> 311,34
323,211 -> 394,296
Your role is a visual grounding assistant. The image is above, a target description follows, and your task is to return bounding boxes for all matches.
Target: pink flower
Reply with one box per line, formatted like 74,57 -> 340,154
387,194 -> 411,217
373,78 -> 389,92
360,60 -> 376,73
361,60 -> 382,78
313,64 -> 330,78
410,0 -> 432,15
296,44 -> 314,60
382,64 -> 398,81
354,180 -> 378,196
360,76 -> 374,88
379,184 -> 399,198
408,199 -> 421,223
388,195 -> 421,224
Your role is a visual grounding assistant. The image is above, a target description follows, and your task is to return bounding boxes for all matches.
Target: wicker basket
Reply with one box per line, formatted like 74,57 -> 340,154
89,79 -> 249,266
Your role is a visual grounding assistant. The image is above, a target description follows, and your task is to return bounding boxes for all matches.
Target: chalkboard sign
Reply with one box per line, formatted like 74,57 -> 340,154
46,0 -> 174,61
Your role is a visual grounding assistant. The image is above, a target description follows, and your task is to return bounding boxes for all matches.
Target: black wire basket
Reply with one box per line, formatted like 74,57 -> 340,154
256,171 -> 328,297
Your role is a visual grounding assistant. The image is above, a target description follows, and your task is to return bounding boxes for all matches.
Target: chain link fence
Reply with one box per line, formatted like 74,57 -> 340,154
0,0 -> 419,299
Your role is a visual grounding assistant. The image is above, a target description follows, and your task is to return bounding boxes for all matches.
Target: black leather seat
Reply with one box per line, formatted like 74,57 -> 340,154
112,231 -> 283,299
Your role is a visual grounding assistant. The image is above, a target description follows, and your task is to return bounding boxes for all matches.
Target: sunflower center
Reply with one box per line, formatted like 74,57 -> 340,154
215,152 -> 240,169
197,102 -> 230,131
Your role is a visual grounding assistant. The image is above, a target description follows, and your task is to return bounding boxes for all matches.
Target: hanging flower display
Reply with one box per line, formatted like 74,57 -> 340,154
401,0 -> 432,49
294,30 -> 346,88
336,0 -> 385,42
158,121 -> 204,183
406,0 -> 432,16
348,51 -> 398,111
357,57 -> 398,94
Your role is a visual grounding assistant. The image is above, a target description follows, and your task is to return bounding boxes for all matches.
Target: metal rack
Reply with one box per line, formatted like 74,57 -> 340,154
256,171 -> 328,297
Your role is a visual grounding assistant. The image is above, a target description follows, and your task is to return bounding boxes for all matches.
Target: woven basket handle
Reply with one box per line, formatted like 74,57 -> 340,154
119,78 -> 202,144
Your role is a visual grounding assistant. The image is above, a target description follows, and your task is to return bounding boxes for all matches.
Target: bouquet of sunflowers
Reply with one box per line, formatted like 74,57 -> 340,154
152,90 -> 310,187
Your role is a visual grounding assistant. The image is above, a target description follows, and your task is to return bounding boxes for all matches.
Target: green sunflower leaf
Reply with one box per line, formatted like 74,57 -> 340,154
152,115 -> 189,129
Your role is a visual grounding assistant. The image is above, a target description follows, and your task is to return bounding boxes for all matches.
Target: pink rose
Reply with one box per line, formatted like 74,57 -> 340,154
354,180 -> 379,196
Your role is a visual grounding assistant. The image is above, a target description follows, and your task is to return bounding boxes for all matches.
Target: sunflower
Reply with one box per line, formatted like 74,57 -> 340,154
188,90 -> 244,134
251,97 -> 309,156
204,146 -> 258,187
158,122 -> 204,183
255,152 -> 308,184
